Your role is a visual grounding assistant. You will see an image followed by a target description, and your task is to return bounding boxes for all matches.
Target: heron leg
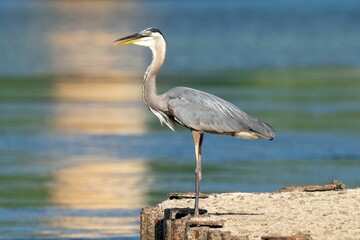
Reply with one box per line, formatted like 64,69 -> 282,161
192,130 -> 204,216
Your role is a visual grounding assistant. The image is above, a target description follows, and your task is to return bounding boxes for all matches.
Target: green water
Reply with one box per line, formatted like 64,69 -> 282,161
1,67 -> 359,206
1,68 -> 360,238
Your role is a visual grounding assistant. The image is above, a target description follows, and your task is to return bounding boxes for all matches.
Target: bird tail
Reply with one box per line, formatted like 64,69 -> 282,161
256,120 -> 275,140
233,118 -> 275,140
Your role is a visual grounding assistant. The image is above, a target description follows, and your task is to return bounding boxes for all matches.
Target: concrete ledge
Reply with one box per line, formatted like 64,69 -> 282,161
140,181 -> 360,239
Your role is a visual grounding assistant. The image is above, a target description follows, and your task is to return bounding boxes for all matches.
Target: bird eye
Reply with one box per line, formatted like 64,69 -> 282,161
141,31 -> 152,37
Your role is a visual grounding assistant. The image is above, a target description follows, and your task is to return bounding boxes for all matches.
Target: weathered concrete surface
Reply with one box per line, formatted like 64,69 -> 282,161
141,186 -> 360,240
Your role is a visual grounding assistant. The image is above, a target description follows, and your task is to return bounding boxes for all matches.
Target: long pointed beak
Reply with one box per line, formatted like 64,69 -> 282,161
113,32 -> 142,46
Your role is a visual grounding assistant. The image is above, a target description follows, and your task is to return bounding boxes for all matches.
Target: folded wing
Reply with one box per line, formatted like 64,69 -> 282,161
165,87 -> 275,140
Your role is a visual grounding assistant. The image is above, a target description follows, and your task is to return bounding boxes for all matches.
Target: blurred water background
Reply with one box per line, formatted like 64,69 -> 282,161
0,0 -> 360,239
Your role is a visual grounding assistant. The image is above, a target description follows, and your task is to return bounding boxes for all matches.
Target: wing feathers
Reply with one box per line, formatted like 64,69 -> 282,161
165,87 -> 275,140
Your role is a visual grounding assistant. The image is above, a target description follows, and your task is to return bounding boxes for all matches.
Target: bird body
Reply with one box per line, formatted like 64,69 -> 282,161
153,86 -> 275,140
114,27 -> 275,216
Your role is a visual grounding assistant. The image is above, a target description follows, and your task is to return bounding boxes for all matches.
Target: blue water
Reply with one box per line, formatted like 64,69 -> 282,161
1,0 -> 360,74
0,1 -> 360,239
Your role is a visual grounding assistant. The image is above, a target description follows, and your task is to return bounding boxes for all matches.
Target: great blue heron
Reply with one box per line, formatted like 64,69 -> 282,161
114,27 -> 275,216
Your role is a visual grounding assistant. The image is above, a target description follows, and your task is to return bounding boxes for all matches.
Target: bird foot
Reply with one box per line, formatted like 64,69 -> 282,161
179,209 -> 208,220
164,208 -> 208,221
182,212 -> 208,220
168,192 -> 209,200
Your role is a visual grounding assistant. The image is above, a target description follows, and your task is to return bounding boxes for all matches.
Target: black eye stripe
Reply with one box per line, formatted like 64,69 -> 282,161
145,27 -> 164,36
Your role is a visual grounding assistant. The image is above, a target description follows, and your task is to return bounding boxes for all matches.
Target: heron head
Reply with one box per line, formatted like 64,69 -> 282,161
114,27 -> 165,48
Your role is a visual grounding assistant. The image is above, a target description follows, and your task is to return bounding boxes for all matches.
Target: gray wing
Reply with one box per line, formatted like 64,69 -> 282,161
164,87 -> 275,140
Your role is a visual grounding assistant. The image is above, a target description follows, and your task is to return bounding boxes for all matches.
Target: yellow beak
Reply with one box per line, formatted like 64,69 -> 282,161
113,32 -> 142,46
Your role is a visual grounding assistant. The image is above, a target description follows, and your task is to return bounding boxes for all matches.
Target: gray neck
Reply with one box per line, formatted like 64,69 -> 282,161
142,40 -> 166,109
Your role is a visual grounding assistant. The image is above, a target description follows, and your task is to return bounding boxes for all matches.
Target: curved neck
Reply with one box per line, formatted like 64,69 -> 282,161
143,40 -> 166,108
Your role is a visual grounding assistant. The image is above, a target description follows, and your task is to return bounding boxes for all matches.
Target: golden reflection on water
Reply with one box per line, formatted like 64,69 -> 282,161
52,103 -> 147,135
45,0 -> 143,74
45,0 -> 124,12
46,0 -> 148,135
51,75 -> 148,135
41,2 -> 148,237
47,216 -> 139,238
52,75 -> 142,102
50,159 -> 152,209
47,159 -> 150,236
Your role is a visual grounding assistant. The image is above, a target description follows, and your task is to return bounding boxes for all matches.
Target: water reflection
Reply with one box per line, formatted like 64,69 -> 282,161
27,2 -> 148,237
52,75 -> 142,102
51,75 -> 147,135
50,159 -> 151,209
47,215 -> 138,239
44,0 -> 148,135
46,159 -> 150,238
44,0 -> 143,74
